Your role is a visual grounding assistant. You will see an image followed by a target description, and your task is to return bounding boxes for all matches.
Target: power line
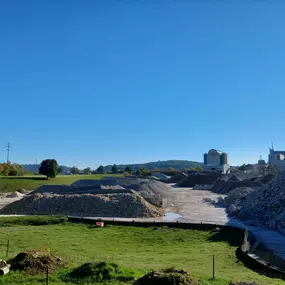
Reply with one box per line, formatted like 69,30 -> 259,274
6,142 -> 11,163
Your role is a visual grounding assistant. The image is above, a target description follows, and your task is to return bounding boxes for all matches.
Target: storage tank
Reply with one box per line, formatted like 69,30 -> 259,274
220,153 -> 228,165
204,153 -> 207,164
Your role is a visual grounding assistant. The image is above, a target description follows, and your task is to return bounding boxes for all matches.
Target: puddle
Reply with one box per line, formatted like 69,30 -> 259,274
163,212 -> 182,221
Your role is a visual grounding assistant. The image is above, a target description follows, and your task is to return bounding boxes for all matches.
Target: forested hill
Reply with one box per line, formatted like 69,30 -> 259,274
22,160 -> 202,173
104,160 -> 202,172
22,164 -> 71,173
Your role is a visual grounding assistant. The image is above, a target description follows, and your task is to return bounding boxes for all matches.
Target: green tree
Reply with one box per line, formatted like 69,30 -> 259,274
136,166 -> 150,177
70,166 -> 80,175
97,165 -> 104,174
9,164 -> 25,176
57,166 -> 63,174
125,166 -> 132,174
111,164 -> 118,174
1,163 -> 11,176
83,167 -> 92,174
39,159 -> 58,179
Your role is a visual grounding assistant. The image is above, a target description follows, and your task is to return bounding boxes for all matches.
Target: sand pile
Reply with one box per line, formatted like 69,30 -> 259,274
134,268 -> 199,285
223,170 -> 285,231
6,191 -> 24,198
8,250 -> 63,274
176,173 -> 222,187
0,192 -> 163,218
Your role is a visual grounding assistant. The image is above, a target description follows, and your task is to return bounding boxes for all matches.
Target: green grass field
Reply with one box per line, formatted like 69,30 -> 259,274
0,217 -> 282,285
0,174 -> 123,193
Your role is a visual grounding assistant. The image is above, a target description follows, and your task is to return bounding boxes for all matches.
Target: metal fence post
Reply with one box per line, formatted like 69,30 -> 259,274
6,240 -> 10,258
212,255 -> 215,279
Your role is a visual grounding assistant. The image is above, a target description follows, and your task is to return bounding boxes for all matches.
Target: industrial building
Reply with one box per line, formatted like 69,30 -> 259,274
268,146 -> 285,170
203,149 -> 230,174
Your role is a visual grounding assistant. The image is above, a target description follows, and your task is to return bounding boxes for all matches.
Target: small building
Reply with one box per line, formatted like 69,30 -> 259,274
203,149 -> 230,174
268,147 -> 285,170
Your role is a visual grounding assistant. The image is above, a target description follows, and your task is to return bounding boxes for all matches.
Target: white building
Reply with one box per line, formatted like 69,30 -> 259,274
203,149 -> 230,174
268,147 -> 285,170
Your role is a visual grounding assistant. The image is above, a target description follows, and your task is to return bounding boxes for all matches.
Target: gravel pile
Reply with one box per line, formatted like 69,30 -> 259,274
167,172 -> 188,183
217,187 -> 258,208
254,174 -> 275,184
176,173 -> 222,187
210,174 -> 262,194
223,170 -> 285,231
0,192 -> 163,218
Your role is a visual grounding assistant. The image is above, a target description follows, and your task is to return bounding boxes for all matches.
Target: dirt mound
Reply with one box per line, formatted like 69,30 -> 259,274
6,191 -> 24,198
68,262 -> 135,282
176,173 -> 222,187
8,250 -> 63,274
0,192 -> 163,218
167,172 -> 188,183
134,268 -> 199,285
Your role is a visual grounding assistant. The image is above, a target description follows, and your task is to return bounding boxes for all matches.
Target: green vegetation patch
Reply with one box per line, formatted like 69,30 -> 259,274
0,216 -> 67,226
67,261 -> 136,283
0,219 -> 281,285
0,174 -> 123,193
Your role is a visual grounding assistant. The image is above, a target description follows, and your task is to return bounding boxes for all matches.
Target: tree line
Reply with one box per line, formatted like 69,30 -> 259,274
0,163 -> 25,176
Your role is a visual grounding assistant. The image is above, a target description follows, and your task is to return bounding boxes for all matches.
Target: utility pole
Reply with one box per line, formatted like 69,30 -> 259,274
6,142 -> 11,163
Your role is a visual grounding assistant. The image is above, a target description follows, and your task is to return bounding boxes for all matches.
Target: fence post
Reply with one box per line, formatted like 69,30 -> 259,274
212,255 -> 215,279
46,267 -> 49,285
6,240 -> 10,258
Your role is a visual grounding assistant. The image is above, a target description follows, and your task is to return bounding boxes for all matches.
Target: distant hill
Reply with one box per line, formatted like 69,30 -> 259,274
22,164 -> 71,173
104,160 -> 203,172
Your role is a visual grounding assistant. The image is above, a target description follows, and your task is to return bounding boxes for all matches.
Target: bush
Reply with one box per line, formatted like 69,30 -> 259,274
67,261 -> 135,283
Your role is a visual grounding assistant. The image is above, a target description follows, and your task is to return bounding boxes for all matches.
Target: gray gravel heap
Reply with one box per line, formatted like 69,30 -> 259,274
210,174 -> 262,194
223,170 -> 285,231
0,192 -> 163,218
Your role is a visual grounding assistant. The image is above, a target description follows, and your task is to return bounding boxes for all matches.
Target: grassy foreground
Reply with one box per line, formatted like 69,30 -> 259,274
0,217 -> 283,285
0,174 -> 123,193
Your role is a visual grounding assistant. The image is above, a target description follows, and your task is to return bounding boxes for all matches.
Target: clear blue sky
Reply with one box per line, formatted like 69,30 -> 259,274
1,1 -> 285,168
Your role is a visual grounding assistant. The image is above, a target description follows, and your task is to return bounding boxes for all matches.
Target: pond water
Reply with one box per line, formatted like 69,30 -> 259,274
163,212 -> 182,221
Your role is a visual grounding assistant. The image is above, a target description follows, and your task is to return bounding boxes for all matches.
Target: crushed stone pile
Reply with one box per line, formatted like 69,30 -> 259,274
210,174 -> 263,194
175,173 -> 222,187
217,187 -> 258,208
0,192 -> 163,218
8,250 -> 63,274
167,172 -> 188,183
134,268 -> 199,285
193,185 -> 212,190
224,170 -> 285,232
254,174 -> 275,184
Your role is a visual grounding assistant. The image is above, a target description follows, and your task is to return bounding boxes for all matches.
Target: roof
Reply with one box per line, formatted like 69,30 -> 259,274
208,149 -> 225,155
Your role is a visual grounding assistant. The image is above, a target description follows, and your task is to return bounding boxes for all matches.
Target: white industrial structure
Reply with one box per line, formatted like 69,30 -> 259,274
268,145 -> 285,170
203,149 -> 230,174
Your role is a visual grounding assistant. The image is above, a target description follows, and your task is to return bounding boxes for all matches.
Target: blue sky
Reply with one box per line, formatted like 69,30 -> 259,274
0,1 -> 285,168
